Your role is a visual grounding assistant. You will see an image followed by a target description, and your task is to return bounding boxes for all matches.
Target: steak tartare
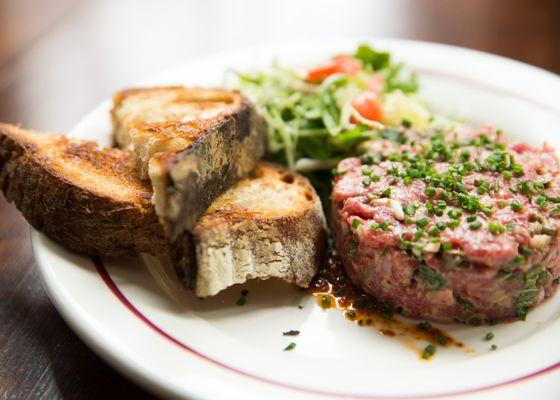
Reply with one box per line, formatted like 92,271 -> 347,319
332,126 -> 560,323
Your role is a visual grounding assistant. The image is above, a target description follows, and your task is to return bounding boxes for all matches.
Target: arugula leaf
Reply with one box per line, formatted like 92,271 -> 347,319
354,44 -> 391,70
297,135 -> 335,160
332,125 -> 373,149
231,44 -> 422,174
419,264 -> 446,291
384,63 -> 419,93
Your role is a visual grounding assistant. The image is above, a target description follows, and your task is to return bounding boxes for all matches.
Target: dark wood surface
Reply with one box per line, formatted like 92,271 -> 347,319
0,0 -> 559,398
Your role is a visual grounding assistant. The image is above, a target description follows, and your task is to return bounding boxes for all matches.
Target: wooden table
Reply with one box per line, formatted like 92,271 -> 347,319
1,0 -> 559,398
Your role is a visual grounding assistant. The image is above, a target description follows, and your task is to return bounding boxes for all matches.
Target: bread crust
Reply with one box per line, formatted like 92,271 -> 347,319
190,162 -> 327,297
0,124 -> 327,298
0,124 -> 168,256
111,87 -> 267,238
156,100 -> 267,238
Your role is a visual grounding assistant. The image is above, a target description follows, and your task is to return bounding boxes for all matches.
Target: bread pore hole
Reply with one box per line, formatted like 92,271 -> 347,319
304,192 -> 313,201
281,174 -> 295,184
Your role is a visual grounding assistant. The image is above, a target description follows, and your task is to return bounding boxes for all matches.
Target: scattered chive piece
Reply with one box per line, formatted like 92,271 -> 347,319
441,242 -> 452,251
381,188 -> 392,198
502,170 -> 513,180
489,221 -> 505,235
283,330 -> 300,336
284,342 -> 296,351
379,221 -> 390,231
416,218 -> 429,228
436,221 -> 447,230
448,220 -> 460,229
425,186 -> 437,197
484,332 -> 495,341
362,177 -> 372,186
470,220 -> 482,230
490,344 -> 498,351
370,222 -> 379,230
511,200 -> 523,212
297,305 -> 303,309
237,290 -> 248,306
512,164 -> 524,176
421,344 -> 437,359
436,335 -> 449,346
482,206 -> 494,216
352,219 -> 361,229
403,203 -> 416,215
417,322 -> 432,331
332,169 -> 347,177
447,209 -> 462,219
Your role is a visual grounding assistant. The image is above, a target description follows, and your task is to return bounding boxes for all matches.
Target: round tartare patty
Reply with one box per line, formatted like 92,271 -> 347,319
332,126 -> 560,323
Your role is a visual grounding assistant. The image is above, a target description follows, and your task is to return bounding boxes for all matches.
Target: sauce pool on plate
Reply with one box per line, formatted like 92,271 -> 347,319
309,254 -> 471,360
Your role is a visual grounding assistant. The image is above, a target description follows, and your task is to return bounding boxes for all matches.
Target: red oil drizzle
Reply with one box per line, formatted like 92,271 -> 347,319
310,255 -> 471,359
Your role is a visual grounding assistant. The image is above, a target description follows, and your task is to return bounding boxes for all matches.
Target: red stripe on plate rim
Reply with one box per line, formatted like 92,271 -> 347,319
93,256 -> 560,399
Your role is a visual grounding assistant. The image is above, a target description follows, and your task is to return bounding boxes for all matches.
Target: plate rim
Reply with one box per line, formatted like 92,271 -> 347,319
33,37 -> 560,400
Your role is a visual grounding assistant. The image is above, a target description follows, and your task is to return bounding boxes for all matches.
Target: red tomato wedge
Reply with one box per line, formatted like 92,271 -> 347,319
352,91 -> 384,122
366,74 -> 385,94
306,55 -> 362,83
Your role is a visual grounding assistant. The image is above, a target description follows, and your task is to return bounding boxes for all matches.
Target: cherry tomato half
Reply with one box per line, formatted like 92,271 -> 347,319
352,91 -> 384,122
307,55 -> 362,83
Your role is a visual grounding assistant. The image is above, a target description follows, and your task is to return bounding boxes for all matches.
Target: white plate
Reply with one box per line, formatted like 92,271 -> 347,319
34,38 -> 560,400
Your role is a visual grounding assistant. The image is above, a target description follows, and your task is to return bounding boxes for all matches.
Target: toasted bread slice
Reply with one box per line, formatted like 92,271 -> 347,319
0,124 -> 168,256
111,87 -> 267,238
112,87 -> 243,149
0,124 -> 326,297
188,162 -> 327,297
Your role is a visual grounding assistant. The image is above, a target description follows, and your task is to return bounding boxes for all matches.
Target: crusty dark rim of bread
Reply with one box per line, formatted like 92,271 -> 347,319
150,101 -> 267,238
0,123 -> 169,257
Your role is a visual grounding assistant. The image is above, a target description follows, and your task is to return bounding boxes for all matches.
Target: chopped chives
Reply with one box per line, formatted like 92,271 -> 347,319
416,218 -> 429,228
470,220 -> 482,230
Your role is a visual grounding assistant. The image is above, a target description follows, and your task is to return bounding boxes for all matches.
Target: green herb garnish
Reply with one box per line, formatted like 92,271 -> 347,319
421,344 -> 437,359
419,264 -> 446,291
284,342 -> 296,351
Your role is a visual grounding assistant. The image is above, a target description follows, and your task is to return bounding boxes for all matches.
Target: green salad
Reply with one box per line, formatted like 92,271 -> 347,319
227,44 -> 459,207
228,44 -> 441,174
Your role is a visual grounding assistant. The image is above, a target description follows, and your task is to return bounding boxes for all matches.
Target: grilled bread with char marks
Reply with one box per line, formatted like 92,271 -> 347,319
111,87 -> 267,238
189,162 -> 327,297
0,124 -> 167,256
0,124 -> 326,296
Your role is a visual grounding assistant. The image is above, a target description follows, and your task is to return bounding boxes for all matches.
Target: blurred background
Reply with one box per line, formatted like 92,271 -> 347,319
0,0 -> 559,398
